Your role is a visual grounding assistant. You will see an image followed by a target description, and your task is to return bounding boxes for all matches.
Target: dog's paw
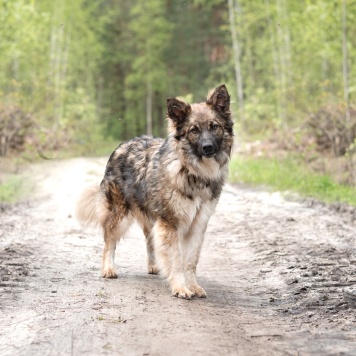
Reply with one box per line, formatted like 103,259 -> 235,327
172,286 -> 194,300
190,285 -> 207,298
147,264 -> 159,275
102,267 -> 118,278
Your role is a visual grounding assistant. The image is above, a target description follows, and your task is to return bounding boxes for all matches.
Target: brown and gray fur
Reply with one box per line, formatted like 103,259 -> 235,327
76,84 -> 234,299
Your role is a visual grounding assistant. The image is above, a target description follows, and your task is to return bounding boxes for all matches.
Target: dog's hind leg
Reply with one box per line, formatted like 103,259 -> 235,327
102,215 -> 132,278
143,224 -> 159,275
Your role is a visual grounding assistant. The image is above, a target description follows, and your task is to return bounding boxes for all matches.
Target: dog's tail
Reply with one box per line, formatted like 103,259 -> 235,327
76,186 -> 105,227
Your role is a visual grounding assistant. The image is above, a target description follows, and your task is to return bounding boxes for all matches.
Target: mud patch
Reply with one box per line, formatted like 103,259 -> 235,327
0,244 -> 34,304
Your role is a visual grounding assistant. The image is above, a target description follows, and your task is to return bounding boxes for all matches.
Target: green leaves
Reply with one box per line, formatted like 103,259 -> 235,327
1,0 -> 355,148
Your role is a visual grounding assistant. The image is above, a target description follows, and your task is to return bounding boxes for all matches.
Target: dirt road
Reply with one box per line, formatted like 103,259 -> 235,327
1,157 -> 356,355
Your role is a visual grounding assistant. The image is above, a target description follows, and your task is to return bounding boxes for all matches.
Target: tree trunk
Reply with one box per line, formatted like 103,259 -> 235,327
146,81 -> 153,136
342,0 -> 351,134
282,0 -> 292,86
227,0 -> 245,125
58,23 -> 70,129
276,0 -> 287,127
52,0 -> 64,130
264,0 -> 282,124
48,26 -> 56,103
342,0 -> 355,183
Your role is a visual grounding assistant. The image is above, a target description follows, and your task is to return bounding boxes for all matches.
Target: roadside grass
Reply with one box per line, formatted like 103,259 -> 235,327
229,155 -> 356,206
0,175 -> 25,203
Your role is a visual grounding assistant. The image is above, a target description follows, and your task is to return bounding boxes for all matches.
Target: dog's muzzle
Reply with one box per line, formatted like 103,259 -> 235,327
202,141 -> 216,158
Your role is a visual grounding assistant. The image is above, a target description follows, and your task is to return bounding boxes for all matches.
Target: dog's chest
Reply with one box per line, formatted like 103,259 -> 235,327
169,187 -> 210,228
166,159 -> 222,200
186,175 -> 213,200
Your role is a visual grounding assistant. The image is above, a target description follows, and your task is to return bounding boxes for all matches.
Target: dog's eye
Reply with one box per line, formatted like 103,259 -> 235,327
211,124 -> 219,130
191,127 -> 199,134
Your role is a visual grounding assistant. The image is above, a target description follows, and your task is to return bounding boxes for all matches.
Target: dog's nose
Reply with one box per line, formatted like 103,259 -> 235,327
202,143 -> 214,154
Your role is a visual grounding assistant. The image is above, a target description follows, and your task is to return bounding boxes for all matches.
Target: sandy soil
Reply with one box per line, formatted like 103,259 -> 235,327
0,157 -> 355,356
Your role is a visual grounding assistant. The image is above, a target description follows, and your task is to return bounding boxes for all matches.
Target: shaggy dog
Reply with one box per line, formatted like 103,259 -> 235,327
76,84 -> 234,299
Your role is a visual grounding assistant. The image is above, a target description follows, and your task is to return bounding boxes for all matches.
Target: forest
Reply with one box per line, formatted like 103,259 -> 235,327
0,0 -> 355,187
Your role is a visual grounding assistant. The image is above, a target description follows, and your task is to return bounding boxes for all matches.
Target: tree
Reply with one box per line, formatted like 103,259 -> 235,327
228,0 -> 245,124
125,0 -> 172,137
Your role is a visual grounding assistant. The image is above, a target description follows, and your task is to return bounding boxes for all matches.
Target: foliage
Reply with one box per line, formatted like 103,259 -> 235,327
0,105 -> 32,156
230,155 -> 356,206
0,0 -> 355,186
0,0 -> 105,153
307,105 -> 356,156
0,0 -> 356,138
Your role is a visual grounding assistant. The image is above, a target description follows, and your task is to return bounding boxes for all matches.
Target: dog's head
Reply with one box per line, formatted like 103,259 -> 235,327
167,84 -> 233,159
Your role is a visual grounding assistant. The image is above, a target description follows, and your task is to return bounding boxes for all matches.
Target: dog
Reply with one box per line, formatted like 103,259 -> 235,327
76,84 -> 234,299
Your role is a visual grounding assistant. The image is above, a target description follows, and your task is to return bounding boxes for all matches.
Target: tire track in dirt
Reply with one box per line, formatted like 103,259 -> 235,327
0,158 -> 355,355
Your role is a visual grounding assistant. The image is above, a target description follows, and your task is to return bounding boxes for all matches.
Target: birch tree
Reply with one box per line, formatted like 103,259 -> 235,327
342,0 -> 355,183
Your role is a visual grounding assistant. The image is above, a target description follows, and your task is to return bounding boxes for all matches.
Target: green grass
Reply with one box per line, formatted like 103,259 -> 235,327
0,175 -> 25,203
229,155 -> 356,206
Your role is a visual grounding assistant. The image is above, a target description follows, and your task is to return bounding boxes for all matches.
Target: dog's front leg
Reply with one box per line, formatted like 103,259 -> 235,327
183,201 -> 217,298
153,219 -> 194,299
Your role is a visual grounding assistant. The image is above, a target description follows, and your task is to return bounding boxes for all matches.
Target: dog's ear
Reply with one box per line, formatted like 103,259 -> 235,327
206,84 -> 230,115
167,97 -> 191,125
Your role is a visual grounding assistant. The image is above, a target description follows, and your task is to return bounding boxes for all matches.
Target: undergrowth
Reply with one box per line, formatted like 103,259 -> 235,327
0,175 -> 24,203
229,155 -> 356,206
